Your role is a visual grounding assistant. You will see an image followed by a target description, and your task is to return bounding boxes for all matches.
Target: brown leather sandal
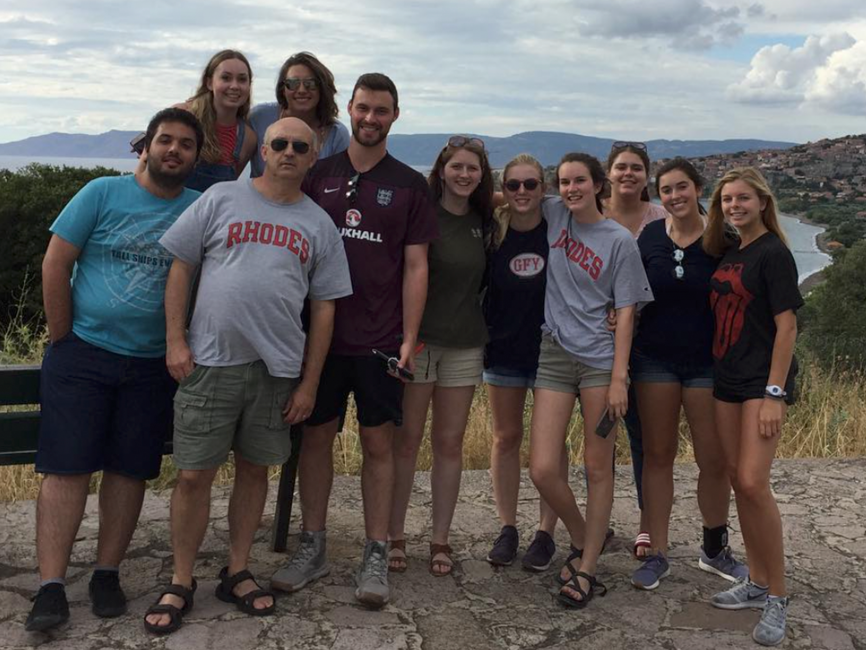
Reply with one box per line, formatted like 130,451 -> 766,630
429,543 -> 454,577
388,539 -> 408,573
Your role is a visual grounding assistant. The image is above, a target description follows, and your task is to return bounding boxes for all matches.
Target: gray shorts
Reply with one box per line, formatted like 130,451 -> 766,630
173,361 -> 299,469
534,333 -> 611,393
412,344 -> 484,387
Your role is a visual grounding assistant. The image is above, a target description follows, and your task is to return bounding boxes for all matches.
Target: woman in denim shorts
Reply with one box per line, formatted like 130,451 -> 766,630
629,158 -> 746,592
481,155 -> 559,571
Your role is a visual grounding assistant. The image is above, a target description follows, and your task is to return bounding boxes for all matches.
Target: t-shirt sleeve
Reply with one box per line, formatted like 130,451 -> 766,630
763,243 -> 804,316
308,223 -> 353,301
330,122 -> 350,155
49,178 -> 105,248
404,179 -> 439,245
158,194 -> 209,266
612,237 -> 654,310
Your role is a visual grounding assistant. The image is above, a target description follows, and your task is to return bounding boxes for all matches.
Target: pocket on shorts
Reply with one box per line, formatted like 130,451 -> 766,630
174,389 -> 210,433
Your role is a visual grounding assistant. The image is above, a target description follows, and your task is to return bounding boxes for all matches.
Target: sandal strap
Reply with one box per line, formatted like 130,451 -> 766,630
157,580 -> 196,612
239,588 -> 274,607
575,571 -> 607,596
146,603 -> 184,619
389,539 -> 406,552
565,544 -> 583,562
430,543 -> 452,556
219,567 -> 256,593
561,574 -> 589,600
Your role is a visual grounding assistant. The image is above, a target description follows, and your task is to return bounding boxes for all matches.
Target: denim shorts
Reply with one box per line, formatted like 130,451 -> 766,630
36,331 -> 176,480
483,365 -> 536,389
629,347 -> 714,389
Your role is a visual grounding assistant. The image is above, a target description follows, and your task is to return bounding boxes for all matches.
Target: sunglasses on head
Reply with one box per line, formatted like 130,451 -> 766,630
447,135 -> 485,150
611,140 -> 647,152
283,77 -> 319,91
504,178 -> 541,192
269,138 -> 311,154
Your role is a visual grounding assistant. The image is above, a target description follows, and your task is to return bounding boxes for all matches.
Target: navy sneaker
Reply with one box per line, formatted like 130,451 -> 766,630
89,570 -> 127,618
487,525 -> 519,566
522,530 -> 556,572
699,546 -> 749,582
25,583 -> 69,632
631,554 -> 670,590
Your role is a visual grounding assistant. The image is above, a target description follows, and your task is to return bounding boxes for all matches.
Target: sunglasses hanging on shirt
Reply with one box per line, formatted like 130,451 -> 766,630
672,247 -> 685,280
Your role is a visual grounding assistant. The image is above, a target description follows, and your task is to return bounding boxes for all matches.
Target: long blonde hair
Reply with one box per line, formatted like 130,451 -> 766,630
703,166 -> 788,258
187,50 -> 253,164
491,154 -> 545,250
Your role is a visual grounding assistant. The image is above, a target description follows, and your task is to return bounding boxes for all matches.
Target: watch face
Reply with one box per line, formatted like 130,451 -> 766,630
766,386 -> 783,397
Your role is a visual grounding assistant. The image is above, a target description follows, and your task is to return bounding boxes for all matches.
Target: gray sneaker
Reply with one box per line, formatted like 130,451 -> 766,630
752,596 -> 788,646
699,546 -> 749,582
711,576 -> 769,610
355,540 -> 389,608
631,553 -> 670,590
271,530 -> 330,592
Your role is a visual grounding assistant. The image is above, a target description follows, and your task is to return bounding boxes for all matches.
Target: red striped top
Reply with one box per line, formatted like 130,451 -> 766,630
215,122 -> 238,166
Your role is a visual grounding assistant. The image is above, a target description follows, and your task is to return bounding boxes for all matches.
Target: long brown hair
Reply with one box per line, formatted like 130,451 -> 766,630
187,50 -> 252,164
427,137 -> 494,232
703,166 -> 788,257
491,154 -> 544,250
275,52 -> 339,127
556,152 -> 607,213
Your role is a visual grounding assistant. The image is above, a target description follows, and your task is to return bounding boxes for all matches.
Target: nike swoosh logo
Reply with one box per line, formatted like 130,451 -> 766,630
324,187 -> 340,193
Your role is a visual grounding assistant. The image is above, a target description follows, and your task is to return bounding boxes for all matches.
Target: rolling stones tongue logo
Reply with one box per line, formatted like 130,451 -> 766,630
709,263 -> 754,359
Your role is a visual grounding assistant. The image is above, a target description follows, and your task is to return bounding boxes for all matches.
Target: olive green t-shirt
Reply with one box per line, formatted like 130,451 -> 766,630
419,205 -> 488,348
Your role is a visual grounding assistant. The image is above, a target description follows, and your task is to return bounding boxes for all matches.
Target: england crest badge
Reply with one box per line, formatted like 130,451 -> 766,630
376,188 -> 394,206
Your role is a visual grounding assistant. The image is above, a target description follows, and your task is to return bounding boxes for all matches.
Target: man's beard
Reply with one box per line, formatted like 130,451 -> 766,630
352,122 -> 387,148
147,156 -> 195,190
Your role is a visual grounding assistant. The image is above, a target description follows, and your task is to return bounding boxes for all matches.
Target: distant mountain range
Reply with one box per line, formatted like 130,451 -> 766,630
0,129 -> 797,167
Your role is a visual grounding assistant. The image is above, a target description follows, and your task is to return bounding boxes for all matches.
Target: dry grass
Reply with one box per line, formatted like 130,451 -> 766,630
2,313 -> 865,503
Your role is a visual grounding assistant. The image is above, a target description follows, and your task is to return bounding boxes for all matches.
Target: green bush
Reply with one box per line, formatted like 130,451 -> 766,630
0,164 -> 122,326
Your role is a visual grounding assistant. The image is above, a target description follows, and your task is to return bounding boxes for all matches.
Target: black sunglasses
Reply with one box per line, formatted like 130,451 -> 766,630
269,138 -> 311,154
504,178 -> 541,192
612,140 -> 647,152
283,77 -> 319,91
346,172 -> 360,204
447,135 -> 485,150
672,247 -> 685,280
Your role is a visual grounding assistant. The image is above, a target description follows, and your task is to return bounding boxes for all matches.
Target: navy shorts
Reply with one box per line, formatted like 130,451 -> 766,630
36,332 -> 177,480
307,353 -> 404,428
630,347 -> 714,389
483,365 -> 537,389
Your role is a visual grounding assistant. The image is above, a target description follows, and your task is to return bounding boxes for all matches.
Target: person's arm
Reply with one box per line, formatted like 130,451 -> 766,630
608,305 -> 636,419
283,298 -> 335,424
41,235 -> 81,342
759,309 -> 797,438
164,258 -> 197,382
397,242 -> 429,374
237,123 -> 258,175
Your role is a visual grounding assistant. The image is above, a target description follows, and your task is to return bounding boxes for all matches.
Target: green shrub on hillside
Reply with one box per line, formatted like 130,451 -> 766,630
800,240 -> 866,370
0,163 -> 122,325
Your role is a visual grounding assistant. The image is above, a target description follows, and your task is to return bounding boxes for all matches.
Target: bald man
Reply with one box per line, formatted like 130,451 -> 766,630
144,118 -> 352,634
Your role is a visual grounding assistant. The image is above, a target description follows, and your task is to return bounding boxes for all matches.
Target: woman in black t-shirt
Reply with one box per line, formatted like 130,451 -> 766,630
630,159 -> 745,591
482,154 -> 558,570
704,167 -> 802,647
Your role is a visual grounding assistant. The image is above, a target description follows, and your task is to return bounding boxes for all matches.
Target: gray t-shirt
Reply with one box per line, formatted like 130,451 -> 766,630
541,197 -> 653,370
160,179 -> 352,378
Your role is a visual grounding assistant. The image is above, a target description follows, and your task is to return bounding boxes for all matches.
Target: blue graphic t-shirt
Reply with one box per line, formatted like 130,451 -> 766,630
50,175 -> 200,357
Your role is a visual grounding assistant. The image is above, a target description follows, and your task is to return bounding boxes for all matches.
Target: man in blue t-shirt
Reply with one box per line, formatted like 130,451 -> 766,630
25,108 -> 203,633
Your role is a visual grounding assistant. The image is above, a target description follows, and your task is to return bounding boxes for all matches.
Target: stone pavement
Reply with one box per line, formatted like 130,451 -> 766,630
1,459 -> 864,649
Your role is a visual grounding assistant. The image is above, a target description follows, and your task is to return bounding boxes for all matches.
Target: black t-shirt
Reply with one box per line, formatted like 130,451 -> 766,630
483,220 -> 548,370
709,231 -> 803,394
634,219 -> 717,367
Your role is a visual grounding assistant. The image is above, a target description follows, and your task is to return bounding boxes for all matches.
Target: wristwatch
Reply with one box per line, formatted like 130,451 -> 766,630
765,385 -> 787,400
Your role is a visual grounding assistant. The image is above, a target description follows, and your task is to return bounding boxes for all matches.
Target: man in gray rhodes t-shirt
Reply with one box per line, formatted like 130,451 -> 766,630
143,118 -> 351,634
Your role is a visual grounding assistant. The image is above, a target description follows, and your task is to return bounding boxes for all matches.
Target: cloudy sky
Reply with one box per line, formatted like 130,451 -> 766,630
1,0 -> 865,145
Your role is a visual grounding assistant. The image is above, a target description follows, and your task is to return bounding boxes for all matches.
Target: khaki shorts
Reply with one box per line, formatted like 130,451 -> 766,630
534,333 -> 611,393
412,344 -> 483,387
173,361 -> 299,469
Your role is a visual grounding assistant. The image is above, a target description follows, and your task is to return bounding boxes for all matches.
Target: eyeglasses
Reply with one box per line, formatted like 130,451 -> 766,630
672,247 -> 685,280
611,141 -> 647,152
503,178 -> 541,192
447,135 -> 485,150
283,77 -> 319,91
269,138 -> 311,154
346,172 -> 360,204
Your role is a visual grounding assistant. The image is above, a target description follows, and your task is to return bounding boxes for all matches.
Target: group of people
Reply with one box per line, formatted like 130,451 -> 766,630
24,49 -> 802,648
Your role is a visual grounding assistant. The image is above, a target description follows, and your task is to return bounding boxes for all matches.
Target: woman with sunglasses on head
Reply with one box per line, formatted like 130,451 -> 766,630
629,158 -> 746,591
483,154 -> 562,571
387,136 -> 493,577
704,167 -> 801,647
603,141 -> 667,558
531,153 -> 652,608
249,52 -> 349,177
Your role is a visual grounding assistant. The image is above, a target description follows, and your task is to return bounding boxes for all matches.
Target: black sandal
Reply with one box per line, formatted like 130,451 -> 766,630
215,567 -> 275,616
143,579 -> 197,635
555,544 -> 583,586
557,571 -> 607,609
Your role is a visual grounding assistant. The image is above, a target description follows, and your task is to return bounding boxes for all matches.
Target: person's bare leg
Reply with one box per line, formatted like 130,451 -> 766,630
488,385 -> 527,528
226,454 -> 272,610
298,419 -> 340,532
36,473 -> 91,581
635,382 -> 681,554
360,422 -> 396,541
538,444 -> 566,534
683,388 -> 730,528
144,467 -> 218,629
95,472 -> 146,567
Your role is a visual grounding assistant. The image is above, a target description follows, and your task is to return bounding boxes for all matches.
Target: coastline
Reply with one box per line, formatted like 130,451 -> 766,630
786,211 -> 832,292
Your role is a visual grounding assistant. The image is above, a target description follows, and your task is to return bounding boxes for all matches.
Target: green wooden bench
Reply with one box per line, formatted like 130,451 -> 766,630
0,364 -> 301,552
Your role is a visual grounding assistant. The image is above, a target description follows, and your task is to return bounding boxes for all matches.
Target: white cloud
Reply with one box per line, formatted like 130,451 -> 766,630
806,41 -> 866,113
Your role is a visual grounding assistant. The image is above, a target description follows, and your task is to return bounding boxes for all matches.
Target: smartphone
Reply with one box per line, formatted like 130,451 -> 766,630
372,349 -> 414,381
129,132 -> 146,156
595,407 -> 617,439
